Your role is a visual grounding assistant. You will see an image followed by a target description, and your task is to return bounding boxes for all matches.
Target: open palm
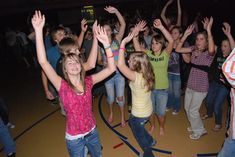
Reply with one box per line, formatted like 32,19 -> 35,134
122,32 -> 134,45
31,10 -> 45,31
104,6 -> 117,14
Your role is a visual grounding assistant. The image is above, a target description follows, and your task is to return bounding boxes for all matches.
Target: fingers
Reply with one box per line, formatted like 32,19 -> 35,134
81,19 -> 87,26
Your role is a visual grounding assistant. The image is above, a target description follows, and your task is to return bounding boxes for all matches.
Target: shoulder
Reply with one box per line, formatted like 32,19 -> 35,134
85,76 -> 93,87
59,79 -> 68,93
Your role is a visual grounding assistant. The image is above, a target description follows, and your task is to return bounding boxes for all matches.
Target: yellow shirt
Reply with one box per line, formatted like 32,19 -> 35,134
129,72 -> 153,117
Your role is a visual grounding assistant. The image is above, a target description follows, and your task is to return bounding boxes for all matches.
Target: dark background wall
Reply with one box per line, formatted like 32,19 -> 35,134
0,0 -> 234,42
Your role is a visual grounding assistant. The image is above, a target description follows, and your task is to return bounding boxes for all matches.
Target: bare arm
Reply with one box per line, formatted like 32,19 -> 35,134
160,0 -> 174,27
82,21 -> 98,71
117,33 -> 136,81
104,6 -> 126,42
176,24 -> 194,53
222,22 -> 235,49
77,19 -> 88,48
92,26 -> 116,85
41,70 -> 55,100
176,0 -> 182,27
153,19 -> 174,54
32,10 -> 61,91
132,21 -> 147,52
205,17 -> 215,55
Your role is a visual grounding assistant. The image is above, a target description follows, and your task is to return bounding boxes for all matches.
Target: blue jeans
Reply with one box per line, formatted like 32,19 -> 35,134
129,115 -> 155,157
217,138 -> 235,157
205,81 -> 229,125
105,71 -> 125,106
0,118 -> 16,155
151,89 -> 168,116
66,128 -> 101,157
167,74 -> 181,112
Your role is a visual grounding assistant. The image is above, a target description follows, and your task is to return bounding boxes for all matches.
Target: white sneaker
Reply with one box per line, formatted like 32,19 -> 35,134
172,110 -> 179,115
7,122 -> 15,129
187,127 -> 192,132
189,130 -> 207,140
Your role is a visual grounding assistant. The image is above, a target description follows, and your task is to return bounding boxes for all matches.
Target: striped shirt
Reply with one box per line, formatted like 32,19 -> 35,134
187,47 -> 214,92
222,48 -> 235,139
129,72 -> 153,117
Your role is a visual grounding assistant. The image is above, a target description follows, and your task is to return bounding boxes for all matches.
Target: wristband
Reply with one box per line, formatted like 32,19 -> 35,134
104,45 -> 111,49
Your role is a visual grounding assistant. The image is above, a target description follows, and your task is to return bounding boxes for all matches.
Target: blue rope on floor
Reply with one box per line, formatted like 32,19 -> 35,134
98,93 -> 173,156
197,153 -> 218,156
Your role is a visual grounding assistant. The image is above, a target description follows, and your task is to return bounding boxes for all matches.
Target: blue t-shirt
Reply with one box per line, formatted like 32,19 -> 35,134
47,45 -> 61,70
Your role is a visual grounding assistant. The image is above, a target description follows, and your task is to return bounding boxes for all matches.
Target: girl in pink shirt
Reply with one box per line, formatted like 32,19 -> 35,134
32,10 -> 116,157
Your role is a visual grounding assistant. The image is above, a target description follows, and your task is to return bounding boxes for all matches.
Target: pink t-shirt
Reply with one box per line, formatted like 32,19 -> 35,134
59,76 -> 96,135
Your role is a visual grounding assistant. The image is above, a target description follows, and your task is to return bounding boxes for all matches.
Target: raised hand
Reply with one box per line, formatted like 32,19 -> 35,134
206,16 -> 213,31
153,19 -> 164,30
81,19 -> 88,33
202,17 -> 209,30
222,22 -> 231,36
184,24 -> 195,37
133,20 -> 147,37
122,32 -> 135,45
31,10 -> 45,31
92,20 -> 98,37
104,6 -> 118,14
95,25 -> 110,46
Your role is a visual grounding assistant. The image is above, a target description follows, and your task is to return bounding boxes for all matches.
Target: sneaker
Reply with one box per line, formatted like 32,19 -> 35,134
7,123 -> 15,129
150,139 -> 157,147
172,110 -> 179,115
7,152 -> 15,157
166,108 -> 170,112
187,127 -> 192,132
212,125 -> 222,132
189,130 -> 207,140
201,114 -> 212,120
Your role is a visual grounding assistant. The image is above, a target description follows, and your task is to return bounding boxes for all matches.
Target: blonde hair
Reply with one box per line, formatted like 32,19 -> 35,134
129,52 -> 155,91
62,53 -> 86,93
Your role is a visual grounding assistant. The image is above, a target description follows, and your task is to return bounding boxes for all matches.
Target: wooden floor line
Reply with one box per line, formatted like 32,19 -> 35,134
0,107 -> 60,153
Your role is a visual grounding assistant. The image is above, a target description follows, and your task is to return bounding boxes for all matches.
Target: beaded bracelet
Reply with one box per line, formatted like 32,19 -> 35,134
119,47 -> 126,51
107,54 -> 114,58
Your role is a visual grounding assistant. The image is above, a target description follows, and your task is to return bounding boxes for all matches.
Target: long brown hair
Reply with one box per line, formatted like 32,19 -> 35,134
62,53 -> 86,93
129,52 -> 155,91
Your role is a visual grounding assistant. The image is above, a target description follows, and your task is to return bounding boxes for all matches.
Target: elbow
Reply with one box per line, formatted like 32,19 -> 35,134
90,64 -> 96,69
175,48 -> 180,52
208,49 -> 215,56
110,66 -> 116,73
168,39 -> 174,45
